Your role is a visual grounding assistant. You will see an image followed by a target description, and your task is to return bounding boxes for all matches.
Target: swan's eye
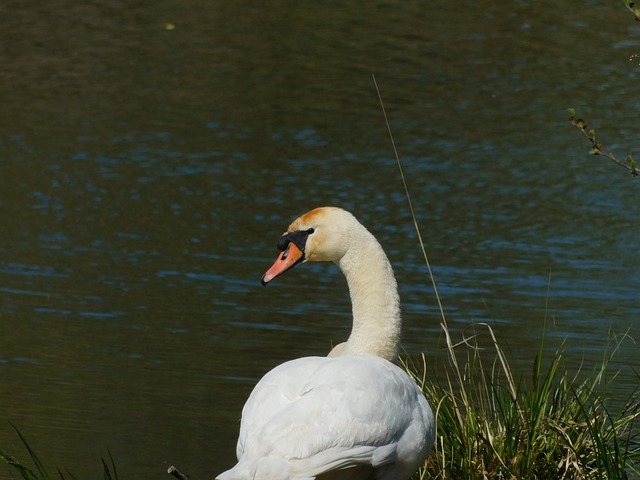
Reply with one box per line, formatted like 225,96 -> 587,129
306,228 -> 315,235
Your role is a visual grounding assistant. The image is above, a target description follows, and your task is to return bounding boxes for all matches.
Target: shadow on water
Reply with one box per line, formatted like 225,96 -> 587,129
0,1 -> 639,478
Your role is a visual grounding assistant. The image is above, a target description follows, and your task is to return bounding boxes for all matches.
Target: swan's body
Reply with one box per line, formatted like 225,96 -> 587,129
217,207 -> 435,480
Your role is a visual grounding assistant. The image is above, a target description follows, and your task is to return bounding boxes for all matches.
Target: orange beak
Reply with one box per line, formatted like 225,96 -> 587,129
261,242 -> 305,285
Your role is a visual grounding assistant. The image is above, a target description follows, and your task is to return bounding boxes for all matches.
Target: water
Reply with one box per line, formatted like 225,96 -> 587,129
1,1 -> 639,478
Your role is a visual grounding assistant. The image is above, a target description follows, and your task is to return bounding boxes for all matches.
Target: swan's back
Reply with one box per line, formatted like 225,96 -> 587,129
217,355 -> 434,480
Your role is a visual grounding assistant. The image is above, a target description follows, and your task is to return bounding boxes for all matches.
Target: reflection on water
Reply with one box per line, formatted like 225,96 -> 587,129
1,1 -> 639,478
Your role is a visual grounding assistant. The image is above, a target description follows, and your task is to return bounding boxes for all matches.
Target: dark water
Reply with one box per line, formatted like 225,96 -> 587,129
1,1 -> 639,478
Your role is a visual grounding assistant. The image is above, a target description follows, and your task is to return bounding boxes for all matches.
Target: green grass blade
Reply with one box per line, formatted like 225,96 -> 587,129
11,425 -> 51,480
0,447 -> 40,480
106,449 -> 118,480
58,466 -> 79,480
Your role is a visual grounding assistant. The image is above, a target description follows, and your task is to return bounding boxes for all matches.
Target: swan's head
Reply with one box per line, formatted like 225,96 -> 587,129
261,206 -> 357,285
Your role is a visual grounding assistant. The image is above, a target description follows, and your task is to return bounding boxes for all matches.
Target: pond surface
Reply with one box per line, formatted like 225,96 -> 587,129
1,1 -> 639,478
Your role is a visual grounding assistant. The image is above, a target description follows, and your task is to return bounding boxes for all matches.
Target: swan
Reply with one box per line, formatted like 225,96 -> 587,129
217,206 -> 435,480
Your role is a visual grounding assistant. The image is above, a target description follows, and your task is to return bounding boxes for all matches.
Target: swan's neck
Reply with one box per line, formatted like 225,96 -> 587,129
336,228 -> 401,362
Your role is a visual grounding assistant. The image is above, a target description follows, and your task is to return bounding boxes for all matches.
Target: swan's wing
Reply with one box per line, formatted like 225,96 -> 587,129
235,355 -> 433,479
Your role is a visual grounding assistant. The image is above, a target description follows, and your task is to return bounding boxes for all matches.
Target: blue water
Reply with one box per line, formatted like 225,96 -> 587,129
1,1 -> 639,478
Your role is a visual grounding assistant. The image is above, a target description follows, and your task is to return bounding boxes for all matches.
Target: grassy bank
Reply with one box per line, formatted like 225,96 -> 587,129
405,322 -> 640,479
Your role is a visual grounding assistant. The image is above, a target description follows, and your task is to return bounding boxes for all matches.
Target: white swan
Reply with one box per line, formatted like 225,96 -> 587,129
217,207 -> 435,480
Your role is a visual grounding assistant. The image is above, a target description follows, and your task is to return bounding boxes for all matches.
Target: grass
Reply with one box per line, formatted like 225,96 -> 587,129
401,322 -> 640,480
0,424 -> 118,480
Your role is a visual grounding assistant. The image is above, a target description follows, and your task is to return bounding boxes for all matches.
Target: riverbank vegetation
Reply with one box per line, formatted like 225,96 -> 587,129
407,322 -> 640,479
